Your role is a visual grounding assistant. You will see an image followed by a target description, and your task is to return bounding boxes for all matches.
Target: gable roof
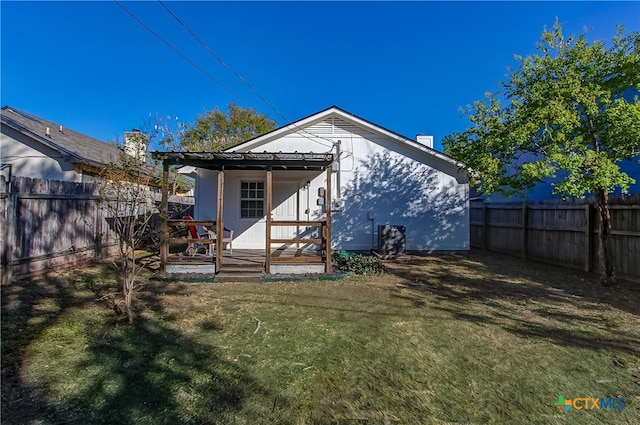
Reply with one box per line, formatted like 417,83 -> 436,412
1,105 -> 195,191
227,106 -> 464,169
1,105 -> 121,169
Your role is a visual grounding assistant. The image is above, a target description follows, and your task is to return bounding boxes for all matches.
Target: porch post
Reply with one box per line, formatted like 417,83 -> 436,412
325,165 -> 332,273
265,168 -> 272,274
216,169 -> 224,272
160,162 -> 169,273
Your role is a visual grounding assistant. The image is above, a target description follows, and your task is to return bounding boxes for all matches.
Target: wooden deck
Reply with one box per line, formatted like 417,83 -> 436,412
225,248 -> 323,266
168,248 -> 323,269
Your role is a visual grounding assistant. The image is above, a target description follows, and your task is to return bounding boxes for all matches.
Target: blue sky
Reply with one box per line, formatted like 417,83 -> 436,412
2,1 -> 639,151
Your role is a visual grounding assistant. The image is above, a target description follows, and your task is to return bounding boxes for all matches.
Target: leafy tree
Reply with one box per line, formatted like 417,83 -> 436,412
179,102 -> 277,151
443,21 -> 640,285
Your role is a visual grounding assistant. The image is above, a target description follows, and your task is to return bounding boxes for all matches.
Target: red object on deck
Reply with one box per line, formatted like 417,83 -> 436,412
184,216 -> 199,239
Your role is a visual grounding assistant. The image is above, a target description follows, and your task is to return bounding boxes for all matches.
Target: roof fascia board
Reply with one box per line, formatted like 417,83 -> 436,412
227,106 -> 465,170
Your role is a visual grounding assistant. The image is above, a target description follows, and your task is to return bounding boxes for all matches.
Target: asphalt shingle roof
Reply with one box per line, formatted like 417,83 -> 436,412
1,105 -> 121,169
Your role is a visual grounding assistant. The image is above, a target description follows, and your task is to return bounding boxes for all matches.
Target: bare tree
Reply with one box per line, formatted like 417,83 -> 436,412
98,131 -> 157,323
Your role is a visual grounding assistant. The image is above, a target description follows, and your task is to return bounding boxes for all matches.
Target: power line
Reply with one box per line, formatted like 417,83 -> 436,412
114,0 -> 338,151
112,0 -> 254,109
155,0 -> 338,150
157,0 -> 287,122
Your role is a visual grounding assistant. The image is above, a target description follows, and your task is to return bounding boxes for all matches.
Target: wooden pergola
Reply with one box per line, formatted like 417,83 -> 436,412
152,152 -> 336,274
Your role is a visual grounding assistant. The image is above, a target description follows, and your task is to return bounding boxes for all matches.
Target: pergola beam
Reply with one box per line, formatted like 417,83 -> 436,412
265,169 -> 273,274
152,152 -> 335,171
216,170 -> 224,271
160,162 -> 169,273
154,151 -> 336,276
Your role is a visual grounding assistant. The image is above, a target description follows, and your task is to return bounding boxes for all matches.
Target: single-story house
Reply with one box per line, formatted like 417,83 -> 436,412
0,105 -> 191,194
154,106 -> 469,275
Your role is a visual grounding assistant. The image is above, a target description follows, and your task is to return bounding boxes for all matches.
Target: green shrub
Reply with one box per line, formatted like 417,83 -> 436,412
332,251 -> 385,275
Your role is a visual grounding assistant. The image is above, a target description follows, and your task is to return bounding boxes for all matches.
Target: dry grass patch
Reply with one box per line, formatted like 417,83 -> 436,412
2,251 -> 639,424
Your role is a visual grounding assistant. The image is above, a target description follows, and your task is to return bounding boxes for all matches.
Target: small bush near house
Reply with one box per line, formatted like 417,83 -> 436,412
332,251 -> 386,275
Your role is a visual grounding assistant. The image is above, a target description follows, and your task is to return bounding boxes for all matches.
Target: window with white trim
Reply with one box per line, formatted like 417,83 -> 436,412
240,181 -> 264,218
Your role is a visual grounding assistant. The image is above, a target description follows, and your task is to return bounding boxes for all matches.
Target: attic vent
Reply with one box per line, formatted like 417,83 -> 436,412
332,118 -> 359,135
306,121 -> 333,135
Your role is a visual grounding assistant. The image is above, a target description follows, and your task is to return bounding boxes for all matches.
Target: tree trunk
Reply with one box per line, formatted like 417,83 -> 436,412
122,236 -> 136,324
123,257 -> 135,324
595,188 -> 616,286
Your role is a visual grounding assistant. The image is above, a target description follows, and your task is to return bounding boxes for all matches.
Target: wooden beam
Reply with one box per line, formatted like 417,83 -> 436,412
271,256 -> 324,263
168,238 -> 215,244
271,220 -> 325,226
167,219 -> 215,227
270,238 -> 323,244
266,169 -> 272,274
166,256 -> 214,264
216,170 -> 224,272
325,166 -> 332,273
482,205 -> 489,250
2,191 -> 17,284
296,185 -> 301,249
521,204 -> 528,259
160,163 -> 169,273
585,203 -> 592,272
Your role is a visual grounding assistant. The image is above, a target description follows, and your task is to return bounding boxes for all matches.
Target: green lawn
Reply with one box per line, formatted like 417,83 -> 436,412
2,251 -> 639,424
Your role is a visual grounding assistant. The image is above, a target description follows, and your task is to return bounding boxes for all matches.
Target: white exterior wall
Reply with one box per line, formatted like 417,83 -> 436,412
195,169 -> 325,249
197,116 -> 469,251
1,125 -> 81,181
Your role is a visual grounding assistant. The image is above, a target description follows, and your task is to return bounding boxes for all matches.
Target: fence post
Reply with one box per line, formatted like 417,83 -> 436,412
160,164 -> 169,274
3,191 -> 17,284
95,199 -> 103,259
584,203 -> 592,272
482,204 -> 489,250
521,204 -> 528,259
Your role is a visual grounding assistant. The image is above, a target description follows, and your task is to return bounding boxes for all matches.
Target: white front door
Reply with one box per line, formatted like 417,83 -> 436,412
272,182 -> 299,245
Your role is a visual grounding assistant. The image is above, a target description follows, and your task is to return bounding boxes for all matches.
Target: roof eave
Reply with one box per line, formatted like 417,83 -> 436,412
225,106 -> 466,170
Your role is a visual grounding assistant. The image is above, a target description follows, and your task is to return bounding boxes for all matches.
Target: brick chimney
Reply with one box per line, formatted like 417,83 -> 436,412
124,129 -> 148,161
416,134 -> 434,149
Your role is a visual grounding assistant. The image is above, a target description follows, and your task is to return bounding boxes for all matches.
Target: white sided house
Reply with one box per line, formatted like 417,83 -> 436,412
167,107 -> 468,273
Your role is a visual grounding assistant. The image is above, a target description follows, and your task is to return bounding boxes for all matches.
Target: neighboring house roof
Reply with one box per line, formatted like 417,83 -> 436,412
1,105 -> 193,191
227,105 -> 465,170
1,105 -> 121,170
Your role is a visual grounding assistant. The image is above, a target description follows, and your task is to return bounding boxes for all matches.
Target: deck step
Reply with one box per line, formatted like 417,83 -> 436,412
220,265 -> 264,273
215,272 -> 265,283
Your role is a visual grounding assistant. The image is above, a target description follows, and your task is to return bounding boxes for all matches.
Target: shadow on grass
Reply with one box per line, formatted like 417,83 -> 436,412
1,263 -> 267,425
58,317 -> 262,424
1,265 -> 118,424
384,249 -> 640,356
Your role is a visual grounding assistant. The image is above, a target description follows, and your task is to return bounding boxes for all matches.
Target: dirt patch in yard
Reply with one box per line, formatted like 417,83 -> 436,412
383,250 -> 639,317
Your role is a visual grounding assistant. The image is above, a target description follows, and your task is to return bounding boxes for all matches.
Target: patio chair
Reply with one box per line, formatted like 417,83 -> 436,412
184,216 -> 214,256
184,216 -> 234,255
205,225 -> 234,254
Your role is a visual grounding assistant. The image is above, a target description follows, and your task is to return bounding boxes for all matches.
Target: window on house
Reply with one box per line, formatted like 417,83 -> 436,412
240,181 -> 264,218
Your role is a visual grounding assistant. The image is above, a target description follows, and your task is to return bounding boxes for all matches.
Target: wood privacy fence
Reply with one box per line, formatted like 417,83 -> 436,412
1,176 -> 193,283
470,196 -> 640,280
